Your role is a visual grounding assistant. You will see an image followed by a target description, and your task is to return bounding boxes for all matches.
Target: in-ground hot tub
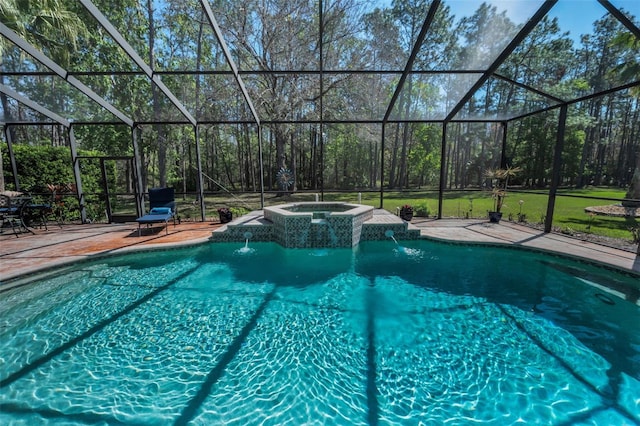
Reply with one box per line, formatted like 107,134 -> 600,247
263,202 -> 374,248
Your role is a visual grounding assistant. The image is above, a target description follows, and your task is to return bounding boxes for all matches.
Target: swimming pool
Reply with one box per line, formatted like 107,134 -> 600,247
1,240 -> 639,425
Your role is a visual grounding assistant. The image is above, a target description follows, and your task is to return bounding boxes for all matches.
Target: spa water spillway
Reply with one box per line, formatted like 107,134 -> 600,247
263,202 -> 374,248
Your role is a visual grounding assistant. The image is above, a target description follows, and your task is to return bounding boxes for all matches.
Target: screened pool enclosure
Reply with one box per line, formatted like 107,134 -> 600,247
1,0 -> 639,235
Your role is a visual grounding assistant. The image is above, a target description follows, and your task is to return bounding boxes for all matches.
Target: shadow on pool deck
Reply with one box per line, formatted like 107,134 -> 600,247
1,218 -> 638,283
0,221 -> 218,283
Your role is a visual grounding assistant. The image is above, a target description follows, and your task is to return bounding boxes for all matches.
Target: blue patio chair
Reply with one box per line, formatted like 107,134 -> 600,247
135,188 -> 178,236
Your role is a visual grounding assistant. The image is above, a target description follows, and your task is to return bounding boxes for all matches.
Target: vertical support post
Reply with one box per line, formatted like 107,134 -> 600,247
0,126 -> 3,192
194,124 -> 206,221
4,124 -> 20,191
500,122 -> 508,168
320,128 -> 325,201
100,158 -> 112,222
544,105 -> 567,233
257,124 -> 265,209
319,0 -> 324,203
132,126 -> 145,216
379,124 -> 385,209
68,125 -> 87,223
438,123 -> 448,219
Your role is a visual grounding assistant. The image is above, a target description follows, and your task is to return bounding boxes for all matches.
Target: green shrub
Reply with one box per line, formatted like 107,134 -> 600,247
413,201 -> 431,217
3,145 -> 112,221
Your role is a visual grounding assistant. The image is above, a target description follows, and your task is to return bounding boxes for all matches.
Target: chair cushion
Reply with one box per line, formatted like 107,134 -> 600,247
149,188 -> 174,203
149,207 -> 172,215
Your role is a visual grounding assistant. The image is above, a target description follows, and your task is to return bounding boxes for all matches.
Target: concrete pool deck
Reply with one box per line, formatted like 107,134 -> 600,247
1,214 -> 638,283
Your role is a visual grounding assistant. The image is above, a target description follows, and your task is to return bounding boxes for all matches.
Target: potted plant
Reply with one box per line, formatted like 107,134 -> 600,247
489,188 -> 505,223
399,204 -> 413,221
485,166 -> 520,223
217,207 -> 233,223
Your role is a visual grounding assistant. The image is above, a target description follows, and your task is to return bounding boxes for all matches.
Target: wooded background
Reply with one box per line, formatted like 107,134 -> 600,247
1,0 -> 639,207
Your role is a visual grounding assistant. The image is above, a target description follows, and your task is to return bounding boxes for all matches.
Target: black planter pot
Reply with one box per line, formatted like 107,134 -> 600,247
400,208 -> 413,221
218,210 -> 233,223
488,211 -> 502,223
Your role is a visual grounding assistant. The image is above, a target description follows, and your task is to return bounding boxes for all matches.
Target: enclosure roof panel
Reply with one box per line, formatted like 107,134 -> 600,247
1,74 -> 125,124
609,0 -> 640,27
452,76 -> 563,121
0,0 -> 638,127
389,72 -> 483,121
495,0 -> 640,104
418,0 -> 545,72
0,85 -> 67,126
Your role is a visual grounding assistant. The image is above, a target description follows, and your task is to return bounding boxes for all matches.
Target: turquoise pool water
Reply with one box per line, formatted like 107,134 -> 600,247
1,240 -> 639,425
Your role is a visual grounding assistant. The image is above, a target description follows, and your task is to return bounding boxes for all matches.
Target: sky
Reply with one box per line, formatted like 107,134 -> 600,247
547,0 -> 611,42
373,0 -> 639,45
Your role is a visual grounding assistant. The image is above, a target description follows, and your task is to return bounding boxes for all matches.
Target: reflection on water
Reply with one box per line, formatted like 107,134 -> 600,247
1,240 -> 638,425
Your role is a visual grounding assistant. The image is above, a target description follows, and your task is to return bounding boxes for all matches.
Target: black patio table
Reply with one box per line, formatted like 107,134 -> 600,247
23,200 -> 54,230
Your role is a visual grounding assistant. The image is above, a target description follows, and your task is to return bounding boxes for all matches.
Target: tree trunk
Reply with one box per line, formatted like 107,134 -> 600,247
399,123 -> 410,188
244,123 -> 255,191
0,88 -> 15,192
623,149 -> 640,207
388,124 -> 401,188
290,131 -> 297,192
146,0 -> 167,188
398,77 -> 414,189
369,138 -> 378,189
236,125 -> 246,190
274,125 -> 288,195
0,142 -> 4,192
311,127 -> 318,190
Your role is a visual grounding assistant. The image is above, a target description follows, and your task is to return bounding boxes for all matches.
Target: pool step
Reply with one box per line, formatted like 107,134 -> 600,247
360,209 -> 420,241
211,208 -> 420,245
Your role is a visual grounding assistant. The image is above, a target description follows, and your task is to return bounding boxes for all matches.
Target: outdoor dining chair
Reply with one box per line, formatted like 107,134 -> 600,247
0,194 -> 34,237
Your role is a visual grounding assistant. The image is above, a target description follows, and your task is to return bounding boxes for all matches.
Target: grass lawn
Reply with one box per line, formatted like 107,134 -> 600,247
109,187 -> 638,243
325,187 -> 637,242
413,187 -> 635,241
551,189 -> 637,240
